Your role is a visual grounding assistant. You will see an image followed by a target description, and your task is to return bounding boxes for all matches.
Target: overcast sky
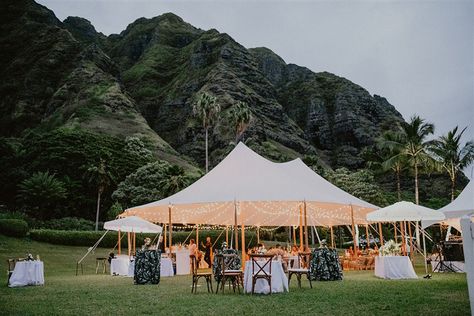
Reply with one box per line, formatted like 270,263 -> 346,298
38,0 -> 474,176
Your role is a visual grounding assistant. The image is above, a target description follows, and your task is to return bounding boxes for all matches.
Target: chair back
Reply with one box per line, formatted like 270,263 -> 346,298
250,254 -> 273,277
221,253 -> 239,273
190,255 -> 199,276
297,252 -> 312,269
7,259 -> 16,272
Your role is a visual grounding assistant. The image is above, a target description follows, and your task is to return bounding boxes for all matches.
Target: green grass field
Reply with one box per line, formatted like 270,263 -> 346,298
0,235 -> 470,315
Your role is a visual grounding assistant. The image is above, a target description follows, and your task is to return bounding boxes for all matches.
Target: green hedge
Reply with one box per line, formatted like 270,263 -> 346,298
29,229 -> 258,249
0,219 -> 29,237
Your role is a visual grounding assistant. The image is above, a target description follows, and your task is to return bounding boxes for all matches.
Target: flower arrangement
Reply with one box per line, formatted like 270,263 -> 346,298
380,240 -> 401,256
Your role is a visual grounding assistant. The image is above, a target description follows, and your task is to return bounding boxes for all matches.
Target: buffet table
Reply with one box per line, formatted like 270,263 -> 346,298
375,256 -> 417,279
110,255 -> 133,276
243,260 -> 288,294
9,260 -> 44,287
175,250 -> 190,275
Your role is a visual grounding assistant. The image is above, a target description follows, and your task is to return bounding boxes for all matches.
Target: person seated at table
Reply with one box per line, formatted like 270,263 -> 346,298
348,246 -> 355,257
267,244 -> 287,271
256,243 -> 267,254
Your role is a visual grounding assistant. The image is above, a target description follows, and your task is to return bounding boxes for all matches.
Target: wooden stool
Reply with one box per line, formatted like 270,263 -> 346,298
95,257 -> 107,274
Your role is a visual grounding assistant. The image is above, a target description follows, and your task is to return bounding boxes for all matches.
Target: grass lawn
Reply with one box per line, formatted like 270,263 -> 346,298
0,235 -> 470,315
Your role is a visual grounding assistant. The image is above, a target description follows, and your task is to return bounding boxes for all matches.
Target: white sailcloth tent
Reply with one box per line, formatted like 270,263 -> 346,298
120,142 -> 377,226
422,181 -> 474,231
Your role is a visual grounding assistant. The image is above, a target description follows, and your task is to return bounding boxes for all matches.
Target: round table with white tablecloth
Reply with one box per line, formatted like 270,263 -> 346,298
374,256 -> 418,279
9,260 -> 45,287
243,260 -> 288,294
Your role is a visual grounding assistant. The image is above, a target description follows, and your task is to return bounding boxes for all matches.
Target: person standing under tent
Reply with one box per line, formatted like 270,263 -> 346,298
201,236 -> 212,268
157,235 -> 165,254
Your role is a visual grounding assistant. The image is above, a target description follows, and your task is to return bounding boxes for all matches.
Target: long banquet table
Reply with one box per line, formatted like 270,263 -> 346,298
243,260 -> 288,294
9,260 -> 45,287
374,256 -> 417,279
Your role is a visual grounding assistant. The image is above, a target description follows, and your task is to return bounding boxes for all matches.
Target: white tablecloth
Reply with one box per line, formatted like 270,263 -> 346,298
9,261 -> 44,287
431,261 -> 465,272
175,250 -> 190,275
110,256 -> 132,276
243,260 -> 288,294
161,257 -> 174,277
375,256 -> 418,279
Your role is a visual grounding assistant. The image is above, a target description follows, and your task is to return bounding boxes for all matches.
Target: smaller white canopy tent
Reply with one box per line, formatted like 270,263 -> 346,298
104,216 -> 163,233
367,201 -> 445,222
422,181 -> 474,231
367,201 -> 445,274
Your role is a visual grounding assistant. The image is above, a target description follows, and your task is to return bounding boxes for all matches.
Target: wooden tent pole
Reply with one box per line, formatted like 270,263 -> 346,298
378,223 -> 384,247
365,224 -> 370,248
168,205 -> 172,254
393,222 -> 398,243
234,200 -> 238,251
164,224 -> 167,251
226,226 -> 229,245
257,226 -> 260,244
330,226 -> 335,248
408,221 -> 413,261
118,229 -> 121,255
133,232 -> 136,255
127,232 -> 131,257
196,224 -> 199,248
304,200 -> 309,250
299,204 -> 303,250
401,221 -> 406,256
350,204 -> 357,252
292,226 -> 297,246
241,222 -> 246,269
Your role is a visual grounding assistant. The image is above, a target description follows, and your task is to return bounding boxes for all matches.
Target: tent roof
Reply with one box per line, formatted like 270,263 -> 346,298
121,143 -> 378,226
367,201 -> 445,222
104,216 -> 163,233
422,181 -> 474,229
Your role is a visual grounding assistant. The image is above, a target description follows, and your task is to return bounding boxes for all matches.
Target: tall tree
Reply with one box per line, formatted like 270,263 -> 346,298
85,159 -> 115,231
159,165 -> 194,196
391,116 -> 435,205
18,171 -> 67,220
193,92 -> 221,173
377,131 -> 407,201
430,126 -> 474,201
230,101 -> 252,144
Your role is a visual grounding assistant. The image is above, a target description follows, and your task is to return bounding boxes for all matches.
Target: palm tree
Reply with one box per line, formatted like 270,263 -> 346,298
394,116 -> 435,205
430,126 -> 474,201
193,92 -> 221,173
230,101 -> 252,144
376,131 -> 407,201
159,165 -> 193,196
85,159 -> 115,231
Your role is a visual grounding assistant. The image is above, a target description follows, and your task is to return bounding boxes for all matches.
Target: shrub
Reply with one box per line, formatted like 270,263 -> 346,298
28,229 -> 257,249
0,219 -> 29,237
37,217 -> 96,231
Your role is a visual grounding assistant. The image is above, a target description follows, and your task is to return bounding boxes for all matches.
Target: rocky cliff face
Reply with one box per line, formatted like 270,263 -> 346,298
1,0 -> 405,171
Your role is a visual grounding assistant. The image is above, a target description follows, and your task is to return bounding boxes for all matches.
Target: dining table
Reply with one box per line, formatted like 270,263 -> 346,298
9,260 -> 45,287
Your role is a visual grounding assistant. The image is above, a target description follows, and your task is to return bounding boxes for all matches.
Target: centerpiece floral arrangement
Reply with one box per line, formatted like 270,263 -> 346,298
379,240 -> 401,256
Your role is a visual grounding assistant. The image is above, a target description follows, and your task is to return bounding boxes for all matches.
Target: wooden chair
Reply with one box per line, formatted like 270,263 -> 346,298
95,257 -> 107,274
216,254 -> 243,294
190,255 -> 213,293
7,259 -> 16,286
288,252 -> 312,288
250,254 -> 273,295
